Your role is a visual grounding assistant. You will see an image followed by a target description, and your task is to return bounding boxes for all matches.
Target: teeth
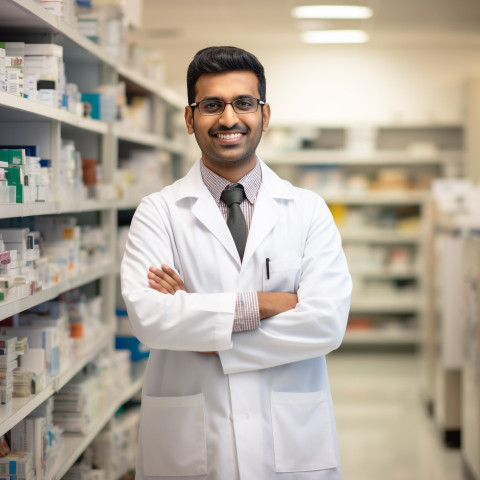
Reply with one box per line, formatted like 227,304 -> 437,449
217,133 -> 242,139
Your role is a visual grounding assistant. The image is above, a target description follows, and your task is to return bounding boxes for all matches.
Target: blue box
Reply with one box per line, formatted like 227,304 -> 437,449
115,335 -> 149,362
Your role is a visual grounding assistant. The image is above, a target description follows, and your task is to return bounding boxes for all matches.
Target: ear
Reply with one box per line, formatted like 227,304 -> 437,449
185,106 -> 195,135
262,103 -> 271,132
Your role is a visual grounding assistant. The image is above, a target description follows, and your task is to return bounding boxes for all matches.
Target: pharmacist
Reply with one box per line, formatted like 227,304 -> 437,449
121,46 -> 352,480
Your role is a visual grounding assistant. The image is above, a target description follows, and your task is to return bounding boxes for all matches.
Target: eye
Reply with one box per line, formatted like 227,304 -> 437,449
201,100 -> 223,113
234,98 -> 255,111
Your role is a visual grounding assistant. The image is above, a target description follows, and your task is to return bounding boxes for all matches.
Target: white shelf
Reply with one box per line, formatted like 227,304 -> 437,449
351,266 -> 420,279
0,331 -> 110,437
0,199 -> 141,219
0,262 -> 114,321
52,363 -> 145,480
259,148 -> 462,166
343,329 -> 419,346
321,191 -> 428,205
350,296 -> 421,313
340,229 -> 421,243
113,125 -> 185,155
114,125 -> 162,148
116,64 -> 184,108
116,197 -> 142,211
0,203 -> 58,219
0,92 -> 108,134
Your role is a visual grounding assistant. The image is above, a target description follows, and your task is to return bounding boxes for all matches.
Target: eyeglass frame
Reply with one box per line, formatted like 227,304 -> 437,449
189,97 -> 265,116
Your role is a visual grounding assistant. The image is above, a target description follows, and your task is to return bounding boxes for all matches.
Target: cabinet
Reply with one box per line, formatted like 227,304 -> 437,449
257,124 -> 463,348
0,0 -> 185,477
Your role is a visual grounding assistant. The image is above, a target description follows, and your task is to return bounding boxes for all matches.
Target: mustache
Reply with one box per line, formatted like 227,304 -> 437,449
209,125 -> 248,136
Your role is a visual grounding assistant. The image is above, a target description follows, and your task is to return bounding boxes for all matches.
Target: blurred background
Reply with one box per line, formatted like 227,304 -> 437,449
1,0 -> 480,479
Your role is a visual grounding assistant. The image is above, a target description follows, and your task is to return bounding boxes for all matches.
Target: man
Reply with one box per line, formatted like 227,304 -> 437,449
121,46 -> 352,480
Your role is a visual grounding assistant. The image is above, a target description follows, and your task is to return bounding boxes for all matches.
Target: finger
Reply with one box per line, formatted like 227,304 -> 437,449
148,274 -> 176,294
155,269 -> 182,292
161,265 -> 186,291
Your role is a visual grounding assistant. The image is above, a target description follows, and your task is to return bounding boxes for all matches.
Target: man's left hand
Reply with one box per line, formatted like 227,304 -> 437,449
148,264 -> 186,295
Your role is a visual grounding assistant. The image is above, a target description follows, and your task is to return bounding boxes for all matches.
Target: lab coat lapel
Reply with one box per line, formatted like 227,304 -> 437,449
242,185 -> 279,266
175,160 -> 241,264
242,160 -> 294,266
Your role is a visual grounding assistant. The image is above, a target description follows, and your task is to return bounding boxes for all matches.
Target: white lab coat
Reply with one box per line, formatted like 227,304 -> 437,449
121,159 -> 352,479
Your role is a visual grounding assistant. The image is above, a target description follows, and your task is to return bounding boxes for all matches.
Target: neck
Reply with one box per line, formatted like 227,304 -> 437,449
202,157 -> 257,183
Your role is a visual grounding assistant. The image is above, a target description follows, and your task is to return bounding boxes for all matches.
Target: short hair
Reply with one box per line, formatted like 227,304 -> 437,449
186,46 -> 266,105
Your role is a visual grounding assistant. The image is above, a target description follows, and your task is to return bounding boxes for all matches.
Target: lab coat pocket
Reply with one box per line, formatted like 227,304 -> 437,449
271,390 -> 337,472
141,393 -> 207,477
262,257 -> 302,293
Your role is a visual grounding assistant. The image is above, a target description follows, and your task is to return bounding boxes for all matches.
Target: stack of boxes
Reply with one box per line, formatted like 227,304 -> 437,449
0,336 -> 18,406
23,44 -> 65,108
39,0 -> 77,26
0,452 -> 34,480
4,42 -> 24,97
0,228 -> 42,304
0,42 -> 5,93
0,147 -> 51,204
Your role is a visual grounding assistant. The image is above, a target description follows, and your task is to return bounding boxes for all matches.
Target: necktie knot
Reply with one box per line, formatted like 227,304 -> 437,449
221,184 -> 245,208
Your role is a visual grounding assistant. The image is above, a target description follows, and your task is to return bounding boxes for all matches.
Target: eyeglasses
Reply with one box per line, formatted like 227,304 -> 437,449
190,98 -> 265,116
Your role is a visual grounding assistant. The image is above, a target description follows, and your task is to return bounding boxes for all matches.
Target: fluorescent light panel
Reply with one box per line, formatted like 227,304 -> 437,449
301,29 -> 369,43
293,5 -> 373,19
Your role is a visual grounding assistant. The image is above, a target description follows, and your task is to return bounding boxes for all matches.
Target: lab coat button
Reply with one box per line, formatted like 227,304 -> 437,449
244,412 -> 250,420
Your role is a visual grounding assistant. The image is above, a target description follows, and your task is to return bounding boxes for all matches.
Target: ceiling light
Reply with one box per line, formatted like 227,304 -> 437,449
301,29 -> 369,43
292,5 -> 373,19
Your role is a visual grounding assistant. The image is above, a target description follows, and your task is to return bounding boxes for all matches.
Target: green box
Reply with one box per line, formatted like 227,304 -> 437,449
5,166 -> 24,203
0,149 -> 24,165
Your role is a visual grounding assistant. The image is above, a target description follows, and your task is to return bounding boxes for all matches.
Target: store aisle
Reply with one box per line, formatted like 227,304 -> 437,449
327,351 -> 463,480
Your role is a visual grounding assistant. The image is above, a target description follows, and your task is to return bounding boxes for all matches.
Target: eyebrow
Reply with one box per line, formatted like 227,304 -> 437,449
199,95 -> 256,102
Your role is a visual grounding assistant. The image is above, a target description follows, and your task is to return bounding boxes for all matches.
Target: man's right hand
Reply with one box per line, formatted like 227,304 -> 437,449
257,292 -> 298,320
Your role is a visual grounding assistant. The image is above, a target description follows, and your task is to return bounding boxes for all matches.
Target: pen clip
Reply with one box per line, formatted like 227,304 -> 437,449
266,257 -> 270,279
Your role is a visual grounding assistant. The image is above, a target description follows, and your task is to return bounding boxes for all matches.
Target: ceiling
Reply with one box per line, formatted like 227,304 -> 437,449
128,0 -> 480,50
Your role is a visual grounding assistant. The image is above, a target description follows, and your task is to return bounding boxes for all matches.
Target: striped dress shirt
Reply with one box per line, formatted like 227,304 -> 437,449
200,160 -> 261,333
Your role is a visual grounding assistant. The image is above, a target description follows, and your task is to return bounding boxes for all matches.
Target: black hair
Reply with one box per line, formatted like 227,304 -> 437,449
186,46 -> 266,105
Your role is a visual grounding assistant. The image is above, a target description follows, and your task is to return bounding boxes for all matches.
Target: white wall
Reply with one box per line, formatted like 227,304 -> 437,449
163,45 -> 480,126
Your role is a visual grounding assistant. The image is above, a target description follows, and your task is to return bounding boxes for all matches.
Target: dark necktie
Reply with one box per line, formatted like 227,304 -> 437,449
221,184 -> 247,261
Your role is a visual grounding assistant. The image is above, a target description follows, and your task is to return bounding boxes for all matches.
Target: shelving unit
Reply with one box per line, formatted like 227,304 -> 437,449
0,0 -> 185,477
258,124 -> 463,348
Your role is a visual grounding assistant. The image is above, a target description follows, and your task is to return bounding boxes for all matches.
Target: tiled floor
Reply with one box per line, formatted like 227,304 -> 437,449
327,351 -> 464,480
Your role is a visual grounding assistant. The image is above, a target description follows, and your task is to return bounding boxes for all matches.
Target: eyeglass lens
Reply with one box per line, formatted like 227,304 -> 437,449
198,98 -> 260,115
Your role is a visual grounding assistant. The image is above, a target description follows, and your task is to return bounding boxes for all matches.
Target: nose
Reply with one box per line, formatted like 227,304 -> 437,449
218,103 -> 239,128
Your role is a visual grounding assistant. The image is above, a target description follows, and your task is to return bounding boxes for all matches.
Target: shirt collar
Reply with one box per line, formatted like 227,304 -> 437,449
200,159 -> 262,205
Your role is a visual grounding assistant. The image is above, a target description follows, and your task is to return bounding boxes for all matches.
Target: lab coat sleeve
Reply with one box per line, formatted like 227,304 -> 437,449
218,195 -> 352,374
121,194 -> 236,352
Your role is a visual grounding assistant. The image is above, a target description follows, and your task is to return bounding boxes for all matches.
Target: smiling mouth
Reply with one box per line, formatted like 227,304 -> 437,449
216,132 -> 244,140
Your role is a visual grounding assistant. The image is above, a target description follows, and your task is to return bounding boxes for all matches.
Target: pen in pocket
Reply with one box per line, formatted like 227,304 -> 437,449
266,258 -> 270,279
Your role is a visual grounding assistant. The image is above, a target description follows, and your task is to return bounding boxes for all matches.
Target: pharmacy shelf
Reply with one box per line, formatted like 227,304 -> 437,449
0,92 -> 108,134
0,202 -> 58,219
117,64 -> 184,108
115,197 -> 142,211
0,330 -> 110,437
52,363 -> 145,480
0,200 -> 120,219
0,261 -> 114,321
114,125 -> 162,148
258,148 -> 462,166
340,229 -> 421,243
351,266 -> 420,279
343,329 -> 420,346
321,191 -> 429,205
350,296 -> 421,313
0,1 -> 182,106
0,0 -> 114,66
